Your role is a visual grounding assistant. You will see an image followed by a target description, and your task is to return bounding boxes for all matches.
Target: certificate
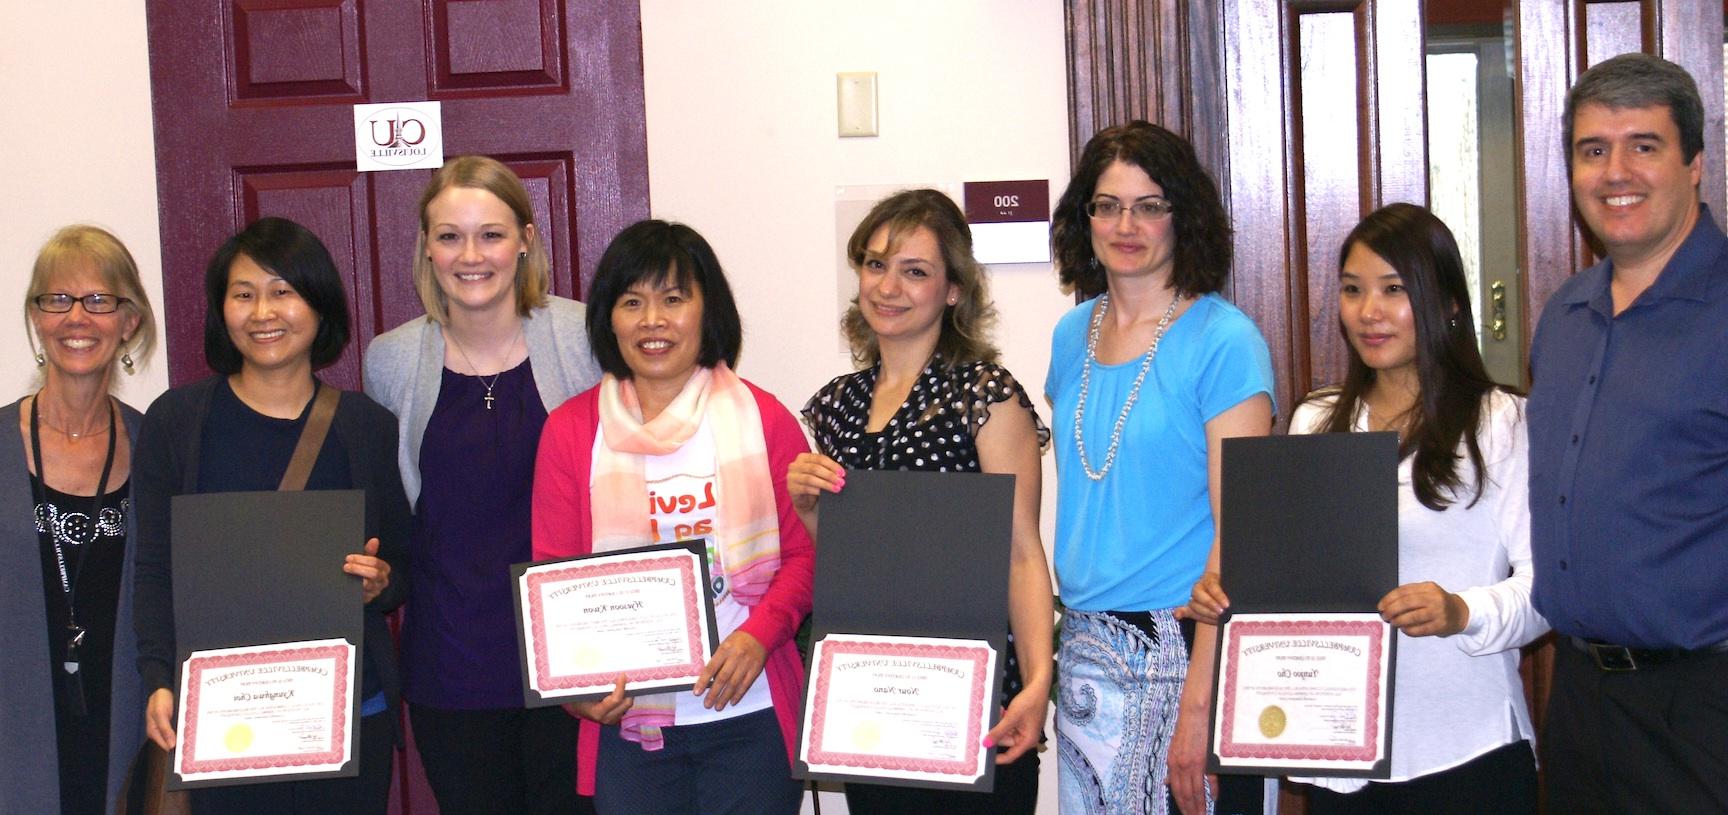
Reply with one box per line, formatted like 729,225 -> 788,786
1211,613 -> 1393,776
514,541 -> 718,705
174,638 -> 355,784
800,634 -> 996,784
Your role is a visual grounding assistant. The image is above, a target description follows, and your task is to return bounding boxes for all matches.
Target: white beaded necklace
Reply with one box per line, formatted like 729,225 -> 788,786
1074,291 -> 1185,481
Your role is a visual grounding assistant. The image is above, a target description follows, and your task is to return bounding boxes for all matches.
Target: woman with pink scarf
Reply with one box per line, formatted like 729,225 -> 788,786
531,220 -> 813,814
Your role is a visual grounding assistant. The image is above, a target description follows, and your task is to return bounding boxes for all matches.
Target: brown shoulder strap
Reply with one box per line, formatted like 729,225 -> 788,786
279,383 -> 341,492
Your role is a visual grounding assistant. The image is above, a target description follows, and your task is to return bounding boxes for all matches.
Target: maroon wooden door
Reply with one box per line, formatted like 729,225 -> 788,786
144,4 -> 648,811
146,0 -> 649,390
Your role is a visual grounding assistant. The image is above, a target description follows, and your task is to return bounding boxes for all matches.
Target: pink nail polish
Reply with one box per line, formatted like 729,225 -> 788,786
981,736 -> 994,748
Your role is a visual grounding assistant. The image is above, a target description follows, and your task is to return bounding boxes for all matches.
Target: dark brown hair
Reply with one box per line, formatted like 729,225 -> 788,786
1051,121 -> 1232,300
1310,203 -> 1508,510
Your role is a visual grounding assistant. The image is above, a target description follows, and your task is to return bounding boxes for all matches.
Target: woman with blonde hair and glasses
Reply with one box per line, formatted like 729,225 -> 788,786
1,225 -> 156,815
365,155 -> 600,812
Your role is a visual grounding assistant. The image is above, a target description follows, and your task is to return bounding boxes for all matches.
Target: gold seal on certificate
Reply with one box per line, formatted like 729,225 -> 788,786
1258,705 -> 1286,738
798,634 -> 996,785
514,541 -> 719,705
173,638 -> 356,785
1210,612 -> 1393,776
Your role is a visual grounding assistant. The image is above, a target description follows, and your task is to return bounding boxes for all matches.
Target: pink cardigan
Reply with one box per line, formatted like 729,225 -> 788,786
531,380 -> 815,796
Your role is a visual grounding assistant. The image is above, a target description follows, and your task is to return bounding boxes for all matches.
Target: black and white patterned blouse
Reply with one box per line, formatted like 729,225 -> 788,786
802,355 -> 1050,699
803,356 -> 1050,472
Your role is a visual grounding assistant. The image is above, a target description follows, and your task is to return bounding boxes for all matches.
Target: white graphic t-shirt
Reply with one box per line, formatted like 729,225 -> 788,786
632,415 -> 772,723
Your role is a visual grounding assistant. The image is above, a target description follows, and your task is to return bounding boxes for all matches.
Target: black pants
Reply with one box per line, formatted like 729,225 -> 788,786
409,703 -> 591,815
594,708 -> 802,815
190,710 -> 393,814
1306,740 -> 1537,815
843,746 -> 1039,815
1543,642 -> 1728,814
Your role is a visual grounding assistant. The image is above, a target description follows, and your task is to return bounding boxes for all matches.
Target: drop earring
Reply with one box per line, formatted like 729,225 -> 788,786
35,352 -> 45,367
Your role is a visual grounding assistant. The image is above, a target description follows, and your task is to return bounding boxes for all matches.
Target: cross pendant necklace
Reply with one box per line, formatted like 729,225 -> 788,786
448,324 -> 521,411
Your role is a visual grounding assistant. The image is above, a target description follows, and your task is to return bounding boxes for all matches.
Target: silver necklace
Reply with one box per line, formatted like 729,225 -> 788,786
1074,291 -> 1184,481
447,325 -> 523,410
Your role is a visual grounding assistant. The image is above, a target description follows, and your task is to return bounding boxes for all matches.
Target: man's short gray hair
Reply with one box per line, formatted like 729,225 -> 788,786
1564,52 -> 1704,163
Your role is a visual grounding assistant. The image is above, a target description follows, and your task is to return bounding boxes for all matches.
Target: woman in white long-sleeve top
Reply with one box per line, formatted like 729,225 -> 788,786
1189,203 -> 1548,814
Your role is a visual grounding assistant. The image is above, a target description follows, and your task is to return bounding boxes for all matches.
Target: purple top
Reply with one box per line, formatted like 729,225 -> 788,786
403,359 -> 547,708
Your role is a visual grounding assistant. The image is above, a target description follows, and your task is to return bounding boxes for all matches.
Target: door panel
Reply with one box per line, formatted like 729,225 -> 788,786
1066,2 -> 1723,812
1223,0 -> 1427,424
147,0 -> 648,390
148,3 -> 647,811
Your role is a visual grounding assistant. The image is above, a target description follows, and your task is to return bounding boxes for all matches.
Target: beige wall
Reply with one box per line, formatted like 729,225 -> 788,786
0,0 -> 169,408
641,1 -> 1072,417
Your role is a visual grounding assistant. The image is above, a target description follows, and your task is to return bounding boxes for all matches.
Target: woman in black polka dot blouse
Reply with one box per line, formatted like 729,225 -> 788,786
788,189 -> 1054,814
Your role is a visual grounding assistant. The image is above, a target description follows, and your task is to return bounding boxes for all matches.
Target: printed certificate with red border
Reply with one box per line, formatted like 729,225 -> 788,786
1210,613 -> 1393,776
514,542 -> 717,704
799,634 -> 996,784
173,638 -> 354,785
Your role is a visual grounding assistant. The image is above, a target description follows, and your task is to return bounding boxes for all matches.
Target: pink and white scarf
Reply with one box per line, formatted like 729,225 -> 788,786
591,363 -> 782,749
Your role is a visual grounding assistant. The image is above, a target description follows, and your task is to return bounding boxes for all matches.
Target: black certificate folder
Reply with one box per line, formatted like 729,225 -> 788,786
796,469 -> 1015,793
169,490 -> 366,788
1210,432 -> 1398,779
1220,432 -> 1398,612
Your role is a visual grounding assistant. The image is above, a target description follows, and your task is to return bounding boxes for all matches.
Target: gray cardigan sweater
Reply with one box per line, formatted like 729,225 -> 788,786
0,397 -> 146,813
363,295 -> 601,504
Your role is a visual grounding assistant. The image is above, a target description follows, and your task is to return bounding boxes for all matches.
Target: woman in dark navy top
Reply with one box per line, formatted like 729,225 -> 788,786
789,189 -> 1054,815
133,218 -> 409,814
364,157 -> 600,814
2,225 -> 157,815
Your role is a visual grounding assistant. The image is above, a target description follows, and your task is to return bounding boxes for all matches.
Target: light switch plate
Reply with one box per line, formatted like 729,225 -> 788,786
836,72 -> 878,137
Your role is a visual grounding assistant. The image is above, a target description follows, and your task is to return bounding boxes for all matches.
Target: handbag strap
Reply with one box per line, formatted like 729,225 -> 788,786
278,383 -> 340,492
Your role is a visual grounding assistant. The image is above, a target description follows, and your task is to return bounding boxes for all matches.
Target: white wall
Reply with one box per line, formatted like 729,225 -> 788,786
0,0 -> 170,408
641,1 -> 1073,416
639,3 -> 1073,812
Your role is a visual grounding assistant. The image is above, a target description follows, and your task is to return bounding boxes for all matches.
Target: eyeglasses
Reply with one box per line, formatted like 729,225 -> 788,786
1085,198 -> 1175,222
33,293 -> 131,314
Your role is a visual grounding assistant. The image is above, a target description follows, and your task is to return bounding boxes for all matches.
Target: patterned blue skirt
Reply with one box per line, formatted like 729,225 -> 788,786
1057,608 -> 1196,815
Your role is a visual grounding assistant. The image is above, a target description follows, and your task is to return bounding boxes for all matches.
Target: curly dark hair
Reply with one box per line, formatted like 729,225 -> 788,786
1051,121 -> 1232,300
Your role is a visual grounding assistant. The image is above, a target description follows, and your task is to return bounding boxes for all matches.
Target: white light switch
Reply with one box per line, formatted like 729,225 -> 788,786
836,72 -> 878,137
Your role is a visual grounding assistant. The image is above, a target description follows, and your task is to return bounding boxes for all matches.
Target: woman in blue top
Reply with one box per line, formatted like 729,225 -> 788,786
1046,121 -> 1275,815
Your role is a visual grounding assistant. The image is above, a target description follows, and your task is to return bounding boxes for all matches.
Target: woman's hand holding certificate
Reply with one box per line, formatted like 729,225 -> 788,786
516,543 -> 719,704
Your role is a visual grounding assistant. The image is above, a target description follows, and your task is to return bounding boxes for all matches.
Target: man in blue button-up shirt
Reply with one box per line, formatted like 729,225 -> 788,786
1529,52 -> 1728,814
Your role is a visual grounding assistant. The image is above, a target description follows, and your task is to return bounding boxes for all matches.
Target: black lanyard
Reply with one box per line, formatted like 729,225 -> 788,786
28,394 -> 116,716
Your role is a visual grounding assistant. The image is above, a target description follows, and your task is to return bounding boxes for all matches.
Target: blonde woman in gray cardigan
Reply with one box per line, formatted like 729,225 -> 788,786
363,156 -> 600,814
